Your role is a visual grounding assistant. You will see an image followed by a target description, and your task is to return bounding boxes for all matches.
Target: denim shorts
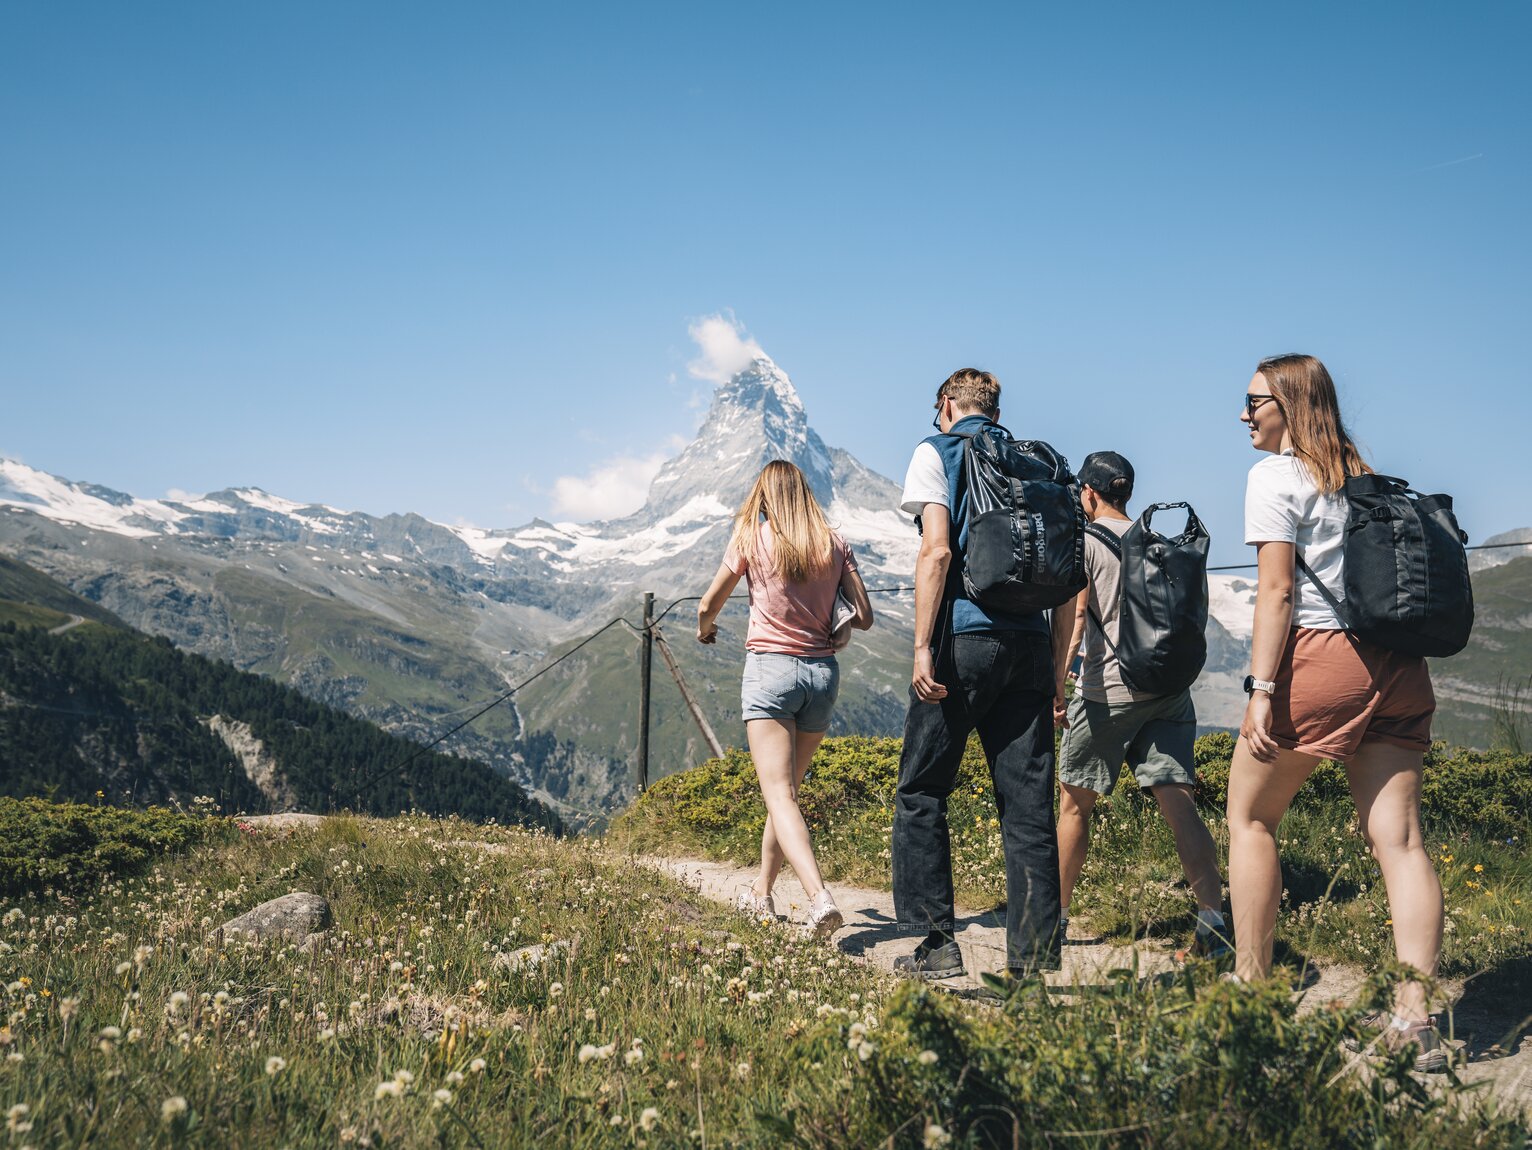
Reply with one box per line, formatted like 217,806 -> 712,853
740,652 -> 840,732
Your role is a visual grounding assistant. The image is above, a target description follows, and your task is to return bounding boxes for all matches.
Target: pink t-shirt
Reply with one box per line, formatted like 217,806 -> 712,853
724,526 -> 859,657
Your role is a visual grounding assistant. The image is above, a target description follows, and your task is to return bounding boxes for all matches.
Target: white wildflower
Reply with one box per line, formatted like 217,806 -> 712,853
6,1104 -> 31,1133
917,1049 -> 939,1066
640,1106 -> 660,1131
265,1056 -> 287,1076
924,1122 -> 951,1148
160,1096 -> 189,1124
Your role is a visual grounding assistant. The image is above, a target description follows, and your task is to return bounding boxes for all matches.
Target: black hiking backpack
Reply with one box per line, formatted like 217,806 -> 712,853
1295,474 -> 1473,658
1085,502 -> 1210,697
953,423 -> 1087,614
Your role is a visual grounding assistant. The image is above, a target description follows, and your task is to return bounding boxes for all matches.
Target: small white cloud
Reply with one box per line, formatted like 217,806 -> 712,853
164,488 -> 200,502
550,439 -> 683,522
687,313 -> 766,384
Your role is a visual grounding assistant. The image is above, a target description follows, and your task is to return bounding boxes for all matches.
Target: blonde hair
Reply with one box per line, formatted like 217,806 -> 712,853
1257,354 -> 1372,494
729,460 -> 834,583
937,368 -> 1000,416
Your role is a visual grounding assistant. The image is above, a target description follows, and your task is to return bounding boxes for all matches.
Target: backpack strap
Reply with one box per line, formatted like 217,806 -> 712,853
1293,551 -> 1355,631
1079,522 -> 1146,692
1084,522 -> 1123,560
1081,524 -> 1121,652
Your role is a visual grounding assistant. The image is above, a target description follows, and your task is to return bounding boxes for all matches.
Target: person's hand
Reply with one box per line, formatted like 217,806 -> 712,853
1053,692 -> 1070,729
912,647 -> 947,702
1240,691 -> 1279,762
697,617 -> 717,645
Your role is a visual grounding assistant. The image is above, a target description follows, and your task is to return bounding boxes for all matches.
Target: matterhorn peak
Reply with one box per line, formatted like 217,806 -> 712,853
636,353 -> 834,523
712,355 -> 803,417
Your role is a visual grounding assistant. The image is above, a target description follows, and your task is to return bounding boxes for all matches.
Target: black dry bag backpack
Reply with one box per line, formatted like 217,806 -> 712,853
1295,473 -> 1473,658
1085,502 -> 1210,697
953,423 -> 1087,614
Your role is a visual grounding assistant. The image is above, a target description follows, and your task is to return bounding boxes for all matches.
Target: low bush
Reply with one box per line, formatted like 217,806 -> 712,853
0,796 -> 231,897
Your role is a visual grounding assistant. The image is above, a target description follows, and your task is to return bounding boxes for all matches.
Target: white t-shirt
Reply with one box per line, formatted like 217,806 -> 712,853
900,442 -> 947,515
1243,452 -> 1348,630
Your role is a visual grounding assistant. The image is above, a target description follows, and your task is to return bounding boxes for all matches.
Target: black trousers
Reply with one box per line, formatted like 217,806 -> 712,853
891,631 -> 1062,974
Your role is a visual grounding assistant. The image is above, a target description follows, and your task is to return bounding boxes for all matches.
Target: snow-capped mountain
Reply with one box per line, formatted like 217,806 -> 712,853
440,356 -> 917,591
0,353 -> 927,816
1,355 -> 917,601
13,347 -> 1509,807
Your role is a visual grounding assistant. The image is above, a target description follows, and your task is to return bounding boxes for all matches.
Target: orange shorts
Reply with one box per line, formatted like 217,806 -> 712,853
1269,627 -> 1435,761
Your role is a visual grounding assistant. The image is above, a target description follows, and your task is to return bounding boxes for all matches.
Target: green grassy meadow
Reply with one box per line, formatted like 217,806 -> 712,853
2,797 -> 1526,1147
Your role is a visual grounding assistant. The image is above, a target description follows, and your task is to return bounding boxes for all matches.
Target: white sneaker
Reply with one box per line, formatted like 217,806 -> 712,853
805,889 -> 843,941
735,887 -> 776,922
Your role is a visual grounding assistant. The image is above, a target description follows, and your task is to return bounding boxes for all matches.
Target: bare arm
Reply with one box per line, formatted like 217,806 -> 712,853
1240,540 -> 1295,760
696,561 -> 743,644
840,562 -> 874,631
1053,586 -> 1087,726
911,504 -> 953,702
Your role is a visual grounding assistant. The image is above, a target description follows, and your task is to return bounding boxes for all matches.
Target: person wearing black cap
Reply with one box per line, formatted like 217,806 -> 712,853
1054,451 -> 1229,958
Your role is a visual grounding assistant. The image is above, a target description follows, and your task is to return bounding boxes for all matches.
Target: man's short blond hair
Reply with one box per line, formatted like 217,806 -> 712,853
937,368 -> 1000,417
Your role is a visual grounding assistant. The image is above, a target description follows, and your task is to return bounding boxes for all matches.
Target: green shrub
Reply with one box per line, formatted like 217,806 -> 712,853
0,796 -> 231,897
1419,744 -> 1532,841
810,970 -> 1525,1149
1192,735 -> 1531,839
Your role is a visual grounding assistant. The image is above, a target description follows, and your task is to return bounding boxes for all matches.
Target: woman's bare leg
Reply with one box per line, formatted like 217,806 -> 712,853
1226,740 -> 1320,981
748,721 -> 827,900
1346,741 -> 1442,1020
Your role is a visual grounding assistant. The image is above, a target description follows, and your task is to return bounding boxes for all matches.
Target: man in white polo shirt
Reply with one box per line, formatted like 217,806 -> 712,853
891,368 -> 1073,982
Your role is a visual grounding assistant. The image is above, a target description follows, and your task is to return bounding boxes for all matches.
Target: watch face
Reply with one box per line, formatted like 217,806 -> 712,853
1242,675 -> 1254,694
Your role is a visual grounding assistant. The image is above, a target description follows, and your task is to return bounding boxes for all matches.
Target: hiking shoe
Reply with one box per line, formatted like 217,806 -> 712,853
804,889 -> 843,941
892,939 -> 965,980
1347,1013 -> 1452,1073
735,887 -> 775,923
1190,923 -> 1234,961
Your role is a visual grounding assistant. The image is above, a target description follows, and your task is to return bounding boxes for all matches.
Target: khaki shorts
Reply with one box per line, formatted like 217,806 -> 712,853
1057,689 -> 1197,795
1269,627 -> 1434,761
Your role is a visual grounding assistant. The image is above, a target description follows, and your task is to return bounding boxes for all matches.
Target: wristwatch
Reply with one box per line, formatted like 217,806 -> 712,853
1243,675 -> 1277,696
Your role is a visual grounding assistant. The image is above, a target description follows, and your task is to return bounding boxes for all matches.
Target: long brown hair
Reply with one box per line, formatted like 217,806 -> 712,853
729,460 -> 834,583
1257,353 -> 1372,494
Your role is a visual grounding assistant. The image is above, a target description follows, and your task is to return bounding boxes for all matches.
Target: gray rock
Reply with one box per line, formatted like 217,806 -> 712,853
237,813 -> 325,830
220,893 -> 331,944
493,939 -> 571,975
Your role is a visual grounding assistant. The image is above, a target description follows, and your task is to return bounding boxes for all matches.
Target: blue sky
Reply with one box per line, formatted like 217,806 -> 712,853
3,2 -> 1528,563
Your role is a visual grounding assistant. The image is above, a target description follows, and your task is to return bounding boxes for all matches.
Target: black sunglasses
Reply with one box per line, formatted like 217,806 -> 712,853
932,395 -> 947,430
1244,393 -> 1280,418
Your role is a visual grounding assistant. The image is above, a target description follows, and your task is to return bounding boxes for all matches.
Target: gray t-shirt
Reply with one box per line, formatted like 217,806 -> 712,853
1078,517 -> 1157,705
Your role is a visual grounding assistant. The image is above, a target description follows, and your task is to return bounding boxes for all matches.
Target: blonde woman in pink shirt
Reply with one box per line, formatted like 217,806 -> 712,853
697,460 -> 873,939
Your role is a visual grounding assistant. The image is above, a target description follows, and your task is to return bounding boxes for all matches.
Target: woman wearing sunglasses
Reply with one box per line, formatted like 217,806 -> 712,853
1228,354 -> 1446,1071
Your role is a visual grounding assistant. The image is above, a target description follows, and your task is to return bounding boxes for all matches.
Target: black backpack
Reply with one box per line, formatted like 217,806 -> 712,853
953,423 -> 1087,614
1296,473 -> 1473,658
1084,503 -> 1210,697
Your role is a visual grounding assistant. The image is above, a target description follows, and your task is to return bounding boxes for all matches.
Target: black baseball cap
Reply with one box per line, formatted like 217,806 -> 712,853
1078,451 -> 1135,497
